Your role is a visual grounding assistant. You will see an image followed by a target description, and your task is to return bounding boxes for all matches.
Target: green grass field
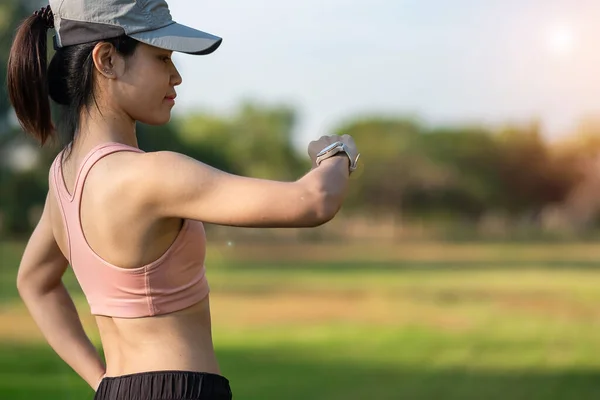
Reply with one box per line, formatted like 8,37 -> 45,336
2,240 -> 600,399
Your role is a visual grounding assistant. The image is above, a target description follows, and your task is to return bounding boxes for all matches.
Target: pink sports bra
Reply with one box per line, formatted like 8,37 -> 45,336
49,142 -> 210,318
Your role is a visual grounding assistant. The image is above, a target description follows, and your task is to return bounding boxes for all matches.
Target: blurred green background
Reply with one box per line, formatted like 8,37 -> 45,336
3,0 -> 600,399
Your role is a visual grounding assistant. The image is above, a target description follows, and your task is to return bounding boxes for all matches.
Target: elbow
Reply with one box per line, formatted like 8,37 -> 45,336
16,272 -> 46,299
16,274 -> 30,298
16,270 -> 34,298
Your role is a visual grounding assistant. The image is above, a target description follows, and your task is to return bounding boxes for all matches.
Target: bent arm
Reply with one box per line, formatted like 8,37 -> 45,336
16,193 -> 105,390
133,151 -> 352,228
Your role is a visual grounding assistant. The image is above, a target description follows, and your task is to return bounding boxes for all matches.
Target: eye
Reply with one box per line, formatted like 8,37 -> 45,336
160,55 -> 172,63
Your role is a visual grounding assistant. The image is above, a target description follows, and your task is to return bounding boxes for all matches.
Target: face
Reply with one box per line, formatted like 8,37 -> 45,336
99,42 -> 183,125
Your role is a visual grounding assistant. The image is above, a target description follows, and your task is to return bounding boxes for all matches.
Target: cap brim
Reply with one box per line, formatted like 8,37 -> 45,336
128,22 -> 222,55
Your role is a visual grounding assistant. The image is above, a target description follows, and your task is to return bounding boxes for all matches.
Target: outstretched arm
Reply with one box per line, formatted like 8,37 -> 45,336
131,135 -> 358,228
16,192 -> 105,391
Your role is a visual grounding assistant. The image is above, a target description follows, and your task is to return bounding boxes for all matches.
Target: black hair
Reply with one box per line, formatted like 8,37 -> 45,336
7,14 -> 139,159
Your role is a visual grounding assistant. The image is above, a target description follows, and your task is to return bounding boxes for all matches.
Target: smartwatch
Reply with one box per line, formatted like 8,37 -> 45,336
315,141 -> 360,173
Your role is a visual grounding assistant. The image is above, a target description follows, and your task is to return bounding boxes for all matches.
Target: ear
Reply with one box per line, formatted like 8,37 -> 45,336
92,42 -> 122,79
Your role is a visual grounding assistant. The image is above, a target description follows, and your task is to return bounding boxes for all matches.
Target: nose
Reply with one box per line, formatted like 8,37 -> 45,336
171,64 -> 183,87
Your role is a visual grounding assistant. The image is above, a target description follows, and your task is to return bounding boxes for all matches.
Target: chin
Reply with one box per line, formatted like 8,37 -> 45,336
140,113 -> 172,126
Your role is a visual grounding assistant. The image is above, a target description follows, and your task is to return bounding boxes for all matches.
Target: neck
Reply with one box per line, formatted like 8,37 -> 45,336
75,104 -> 139,150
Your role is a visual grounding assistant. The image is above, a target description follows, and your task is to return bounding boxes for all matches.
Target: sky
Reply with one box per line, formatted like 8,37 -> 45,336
166,0 -> 600,147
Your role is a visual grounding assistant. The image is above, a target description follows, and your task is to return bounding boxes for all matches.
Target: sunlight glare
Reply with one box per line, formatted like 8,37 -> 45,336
545,26 -> 575,57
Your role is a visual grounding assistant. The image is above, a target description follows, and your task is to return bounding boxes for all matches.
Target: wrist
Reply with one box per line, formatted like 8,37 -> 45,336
319,153 -> 350,171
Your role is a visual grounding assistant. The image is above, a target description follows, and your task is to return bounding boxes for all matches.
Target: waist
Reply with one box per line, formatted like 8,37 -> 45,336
97,298 -> 220,377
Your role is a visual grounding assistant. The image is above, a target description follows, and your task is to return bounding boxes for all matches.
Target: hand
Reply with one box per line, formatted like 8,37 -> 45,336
307,134 -> 359,169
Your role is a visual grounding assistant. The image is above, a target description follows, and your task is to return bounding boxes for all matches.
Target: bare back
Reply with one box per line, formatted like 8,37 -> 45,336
49,146 -> 220,377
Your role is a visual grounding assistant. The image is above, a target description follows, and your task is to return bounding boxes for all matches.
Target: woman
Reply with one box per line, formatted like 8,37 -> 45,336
7,0 -> 360,399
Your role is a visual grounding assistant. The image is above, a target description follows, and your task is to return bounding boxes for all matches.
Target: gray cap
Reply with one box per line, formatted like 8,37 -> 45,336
49,0 -> 222,55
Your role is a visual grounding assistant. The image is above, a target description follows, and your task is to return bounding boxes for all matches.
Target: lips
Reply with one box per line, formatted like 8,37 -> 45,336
165,94 -> 177,100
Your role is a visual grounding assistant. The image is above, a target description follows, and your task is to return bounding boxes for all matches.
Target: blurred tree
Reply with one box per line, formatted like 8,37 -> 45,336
414,127 -> 503,219
335,117 -> 423,213
0,161 -> 48,237
334,117 -> 582,225
176,102 -> 307,180
336,118 -> 506,219
228,103 -> 307,179
137,121 -> 237,173
544,119 -> 600,230
493,122 -> 572,217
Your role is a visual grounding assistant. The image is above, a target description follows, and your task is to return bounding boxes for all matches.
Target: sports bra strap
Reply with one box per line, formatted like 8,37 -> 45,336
54,142 -> 144,203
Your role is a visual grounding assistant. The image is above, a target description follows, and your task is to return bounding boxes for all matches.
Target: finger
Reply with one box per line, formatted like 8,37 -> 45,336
341,134 -> 355,145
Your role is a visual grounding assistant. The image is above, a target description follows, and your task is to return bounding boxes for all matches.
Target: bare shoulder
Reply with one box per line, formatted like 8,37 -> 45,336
85,149 -> 151,204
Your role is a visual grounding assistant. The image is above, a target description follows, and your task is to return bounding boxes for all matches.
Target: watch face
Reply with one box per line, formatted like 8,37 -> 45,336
317,141 -> 343,157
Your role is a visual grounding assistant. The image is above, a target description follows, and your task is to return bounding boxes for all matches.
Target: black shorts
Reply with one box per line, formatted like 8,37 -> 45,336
94,370 -> 233,400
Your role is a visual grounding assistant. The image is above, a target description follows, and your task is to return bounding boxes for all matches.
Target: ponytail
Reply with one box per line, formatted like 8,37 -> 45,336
7,12 -> 54,146
7,7 -> 139,153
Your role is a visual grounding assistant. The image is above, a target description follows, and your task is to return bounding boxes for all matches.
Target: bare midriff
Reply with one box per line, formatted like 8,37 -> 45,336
96,296 -> 220,377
